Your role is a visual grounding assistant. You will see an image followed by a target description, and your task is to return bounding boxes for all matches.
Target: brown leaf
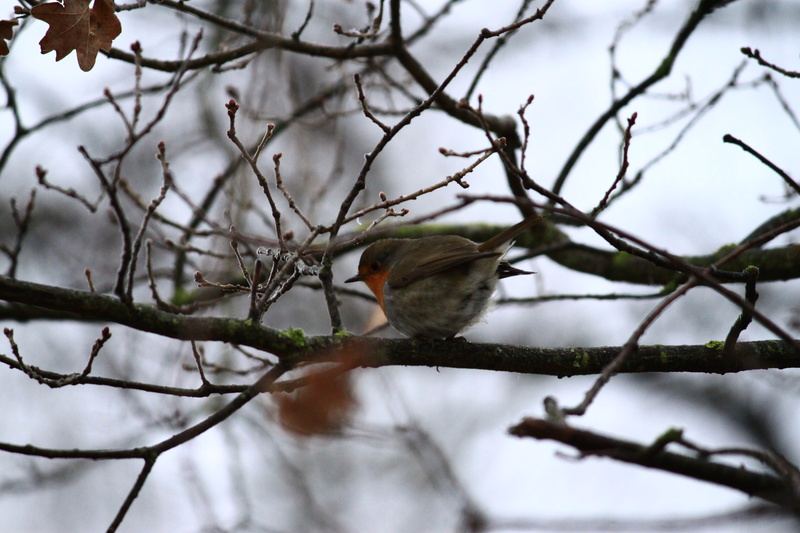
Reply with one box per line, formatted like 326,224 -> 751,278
31,0 -> 121,72
0,19 -> 18,56
276,346 -> 364,436
276,369 -> 358,436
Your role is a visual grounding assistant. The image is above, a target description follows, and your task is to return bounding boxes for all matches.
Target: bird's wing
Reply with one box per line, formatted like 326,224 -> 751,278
388,241 -> 501,289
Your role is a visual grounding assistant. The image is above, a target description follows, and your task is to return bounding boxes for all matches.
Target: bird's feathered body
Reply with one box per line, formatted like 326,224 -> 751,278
346,215 -> 542,339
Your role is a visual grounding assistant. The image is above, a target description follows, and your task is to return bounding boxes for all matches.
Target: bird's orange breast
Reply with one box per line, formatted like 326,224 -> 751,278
362,269 -> 391,311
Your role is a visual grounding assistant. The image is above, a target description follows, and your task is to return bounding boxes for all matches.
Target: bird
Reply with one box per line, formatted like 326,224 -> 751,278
345,214 -> 543,339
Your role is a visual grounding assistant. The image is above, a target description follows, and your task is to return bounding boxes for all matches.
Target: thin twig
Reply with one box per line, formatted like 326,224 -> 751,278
126,142 -> 173,302
336,143 -> 502,230
4,327 -> 111,388
1,189 -> 36,278
741,47 -> 800,79
722,266 -> 759,358
607,61 -> 754,206
79,145 -> 133,303
190,341 -> 211,387
85,269 -> 96,292
723,134 -> 800,195
365,192 -> 409,231
291,0 -> 315,40
498,291 -> 667,305
226,100 -> 285,251
249,259 -> 262,319
354,73 -> 390,132
517,94 -> 535,175
552,0 -> 729,196
230,227 -> 253,287
107,457 -> 156,533
36,165 -> 101,213
253,123 -> 275,162
274,153 -> 315,231
101,30 -> 203,165
253,227 -> 323,320
591,112 -> 637,217
558,276 -> 698,416
145,239 -> 180,312
464,0 -> 537,100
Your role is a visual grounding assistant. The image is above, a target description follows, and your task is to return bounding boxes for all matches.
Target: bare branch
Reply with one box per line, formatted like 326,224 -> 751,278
723,266 -> 760,358
1,189 -> 35,278
741,46 -> 800,79
509,418 -> 799,509
226,101 -> 285,251
724,133 -> 800,195
126,142 -> 173,302
591,112 -> 637,217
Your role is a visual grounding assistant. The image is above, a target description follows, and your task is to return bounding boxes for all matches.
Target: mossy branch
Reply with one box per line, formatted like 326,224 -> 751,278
1,276 -> 798,376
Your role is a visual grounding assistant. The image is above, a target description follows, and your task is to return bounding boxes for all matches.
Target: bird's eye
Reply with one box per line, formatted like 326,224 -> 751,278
369,261 -> 381,271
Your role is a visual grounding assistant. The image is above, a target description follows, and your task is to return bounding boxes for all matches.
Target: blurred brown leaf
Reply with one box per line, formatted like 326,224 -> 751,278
277,368 -> 358,436
31,0 -> 121,72
276,346 -> 365,436
0,19 -> 18,56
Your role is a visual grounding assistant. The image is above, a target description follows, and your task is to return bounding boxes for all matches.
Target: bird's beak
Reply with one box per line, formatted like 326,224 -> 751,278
344,274 -> 363,283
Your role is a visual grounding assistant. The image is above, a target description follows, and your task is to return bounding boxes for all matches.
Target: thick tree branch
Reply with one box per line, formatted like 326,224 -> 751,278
509,417 -> 799,510
103,35 -> 394,73
1,276 -> 799,376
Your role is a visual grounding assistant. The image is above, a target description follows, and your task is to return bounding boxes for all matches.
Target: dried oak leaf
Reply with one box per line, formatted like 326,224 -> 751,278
0,19 -> 18,56
31,0 -> 121,72
276,347 -> 364,436
276,370 -> 358,436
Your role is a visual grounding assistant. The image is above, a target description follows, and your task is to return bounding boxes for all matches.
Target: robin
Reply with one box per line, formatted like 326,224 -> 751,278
345,214 -> 543,339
